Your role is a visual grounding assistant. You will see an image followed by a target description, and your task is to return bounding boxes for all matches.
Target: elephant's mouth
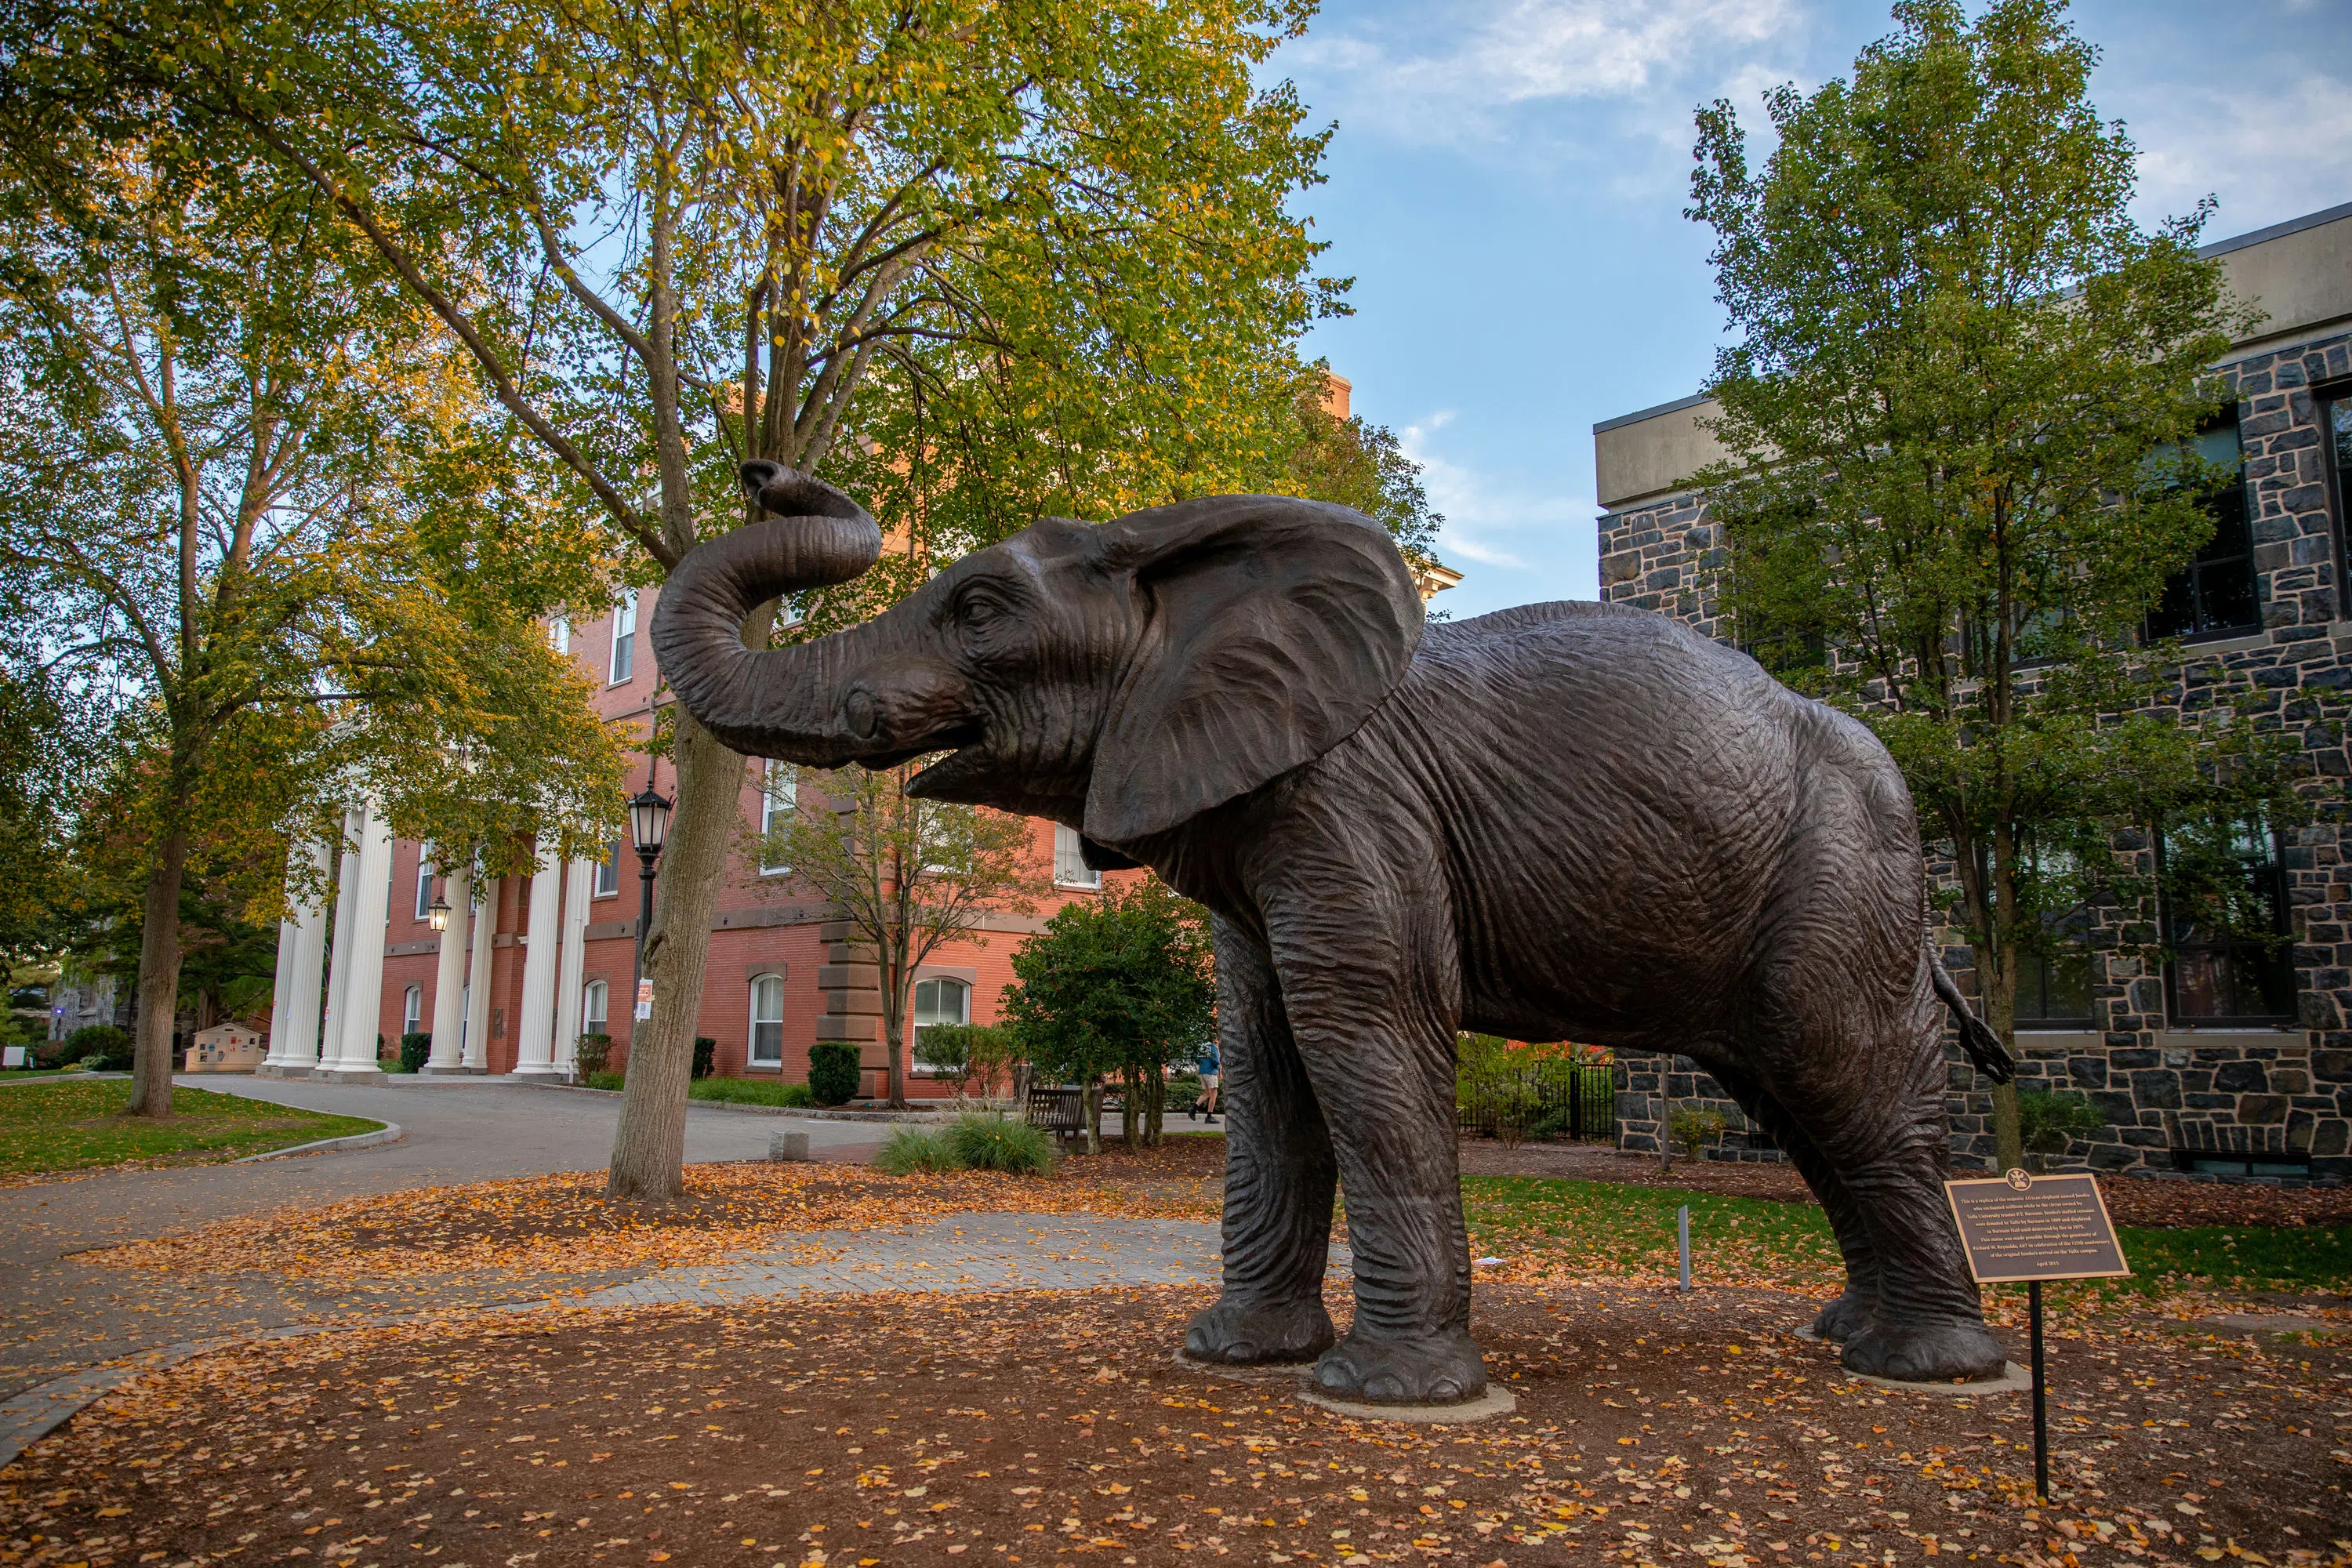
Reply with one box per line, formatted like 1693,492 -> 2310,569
882,722 -> 991,796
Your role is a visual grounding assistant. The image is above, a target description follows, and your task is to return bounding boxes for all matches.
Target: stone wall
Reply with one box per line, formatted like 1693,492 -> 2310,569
1596,330 -> 2352,1182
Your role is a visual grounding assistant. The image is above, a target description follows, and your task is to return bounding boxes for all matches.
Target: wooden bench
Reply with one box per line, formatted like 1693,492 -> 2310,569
1025,1085 -> 1089,1148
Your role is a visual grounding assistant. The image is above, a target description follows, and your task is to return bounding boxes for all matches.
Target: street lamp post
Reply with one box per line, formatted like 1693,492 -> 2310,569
426,895 -> 452,934
626,786 -> 673,1042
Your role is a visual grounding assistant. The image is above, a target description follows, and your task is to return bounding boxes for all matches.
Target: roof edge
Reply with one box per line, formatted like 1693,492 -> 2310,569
1592,390 -> 1714,436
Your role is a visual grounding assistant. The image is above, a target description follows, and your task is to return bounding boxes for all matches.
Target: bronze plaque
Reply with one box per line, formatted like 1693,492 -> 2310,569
1944,1171 -> 2131,1284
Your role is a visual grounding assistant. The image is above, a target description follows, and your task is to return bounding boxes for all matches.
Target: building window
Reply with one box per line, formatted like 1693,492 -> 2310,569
2013,837 -> 2094,1028
2328,390 -> 2352,609
1053,822 -> 1100,888
548,616 -> 570,655
912,976 -> 970,1069
749,975 -> 785,1067
2146,411 -> 2259,642
583,979 -> 608,1038
760,761 -> 796,874
594,837 -> 622,898
414,845 -> 435,921
2160,813 -> 2294,1026
610,590 -> 638,684
402,985 -> 423,1037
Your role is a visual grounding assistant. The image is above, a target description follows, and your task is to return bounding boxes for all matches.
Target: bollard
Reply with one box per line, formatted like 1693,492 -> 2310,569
1678,1204 -> 1691,1291
768,1130 -> 811,1162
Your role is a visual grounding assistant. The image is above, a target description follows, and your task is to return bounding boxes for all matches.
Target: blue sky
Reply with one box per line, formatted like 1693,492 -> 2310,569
1279,0 -> 2352,618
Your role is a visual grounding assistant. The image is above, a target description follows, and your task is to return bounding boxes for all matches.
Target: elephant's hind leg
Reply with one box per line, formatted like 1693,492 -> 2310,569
1705,1062 -> 1880,1343
1181,916 -> 1338,1367
1766,1006 -> 2005,1384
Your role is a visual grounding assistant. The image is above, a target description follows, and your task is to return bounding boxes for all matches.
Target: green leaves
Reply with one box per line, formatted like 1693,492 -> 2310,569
999,878 -> 1212,1087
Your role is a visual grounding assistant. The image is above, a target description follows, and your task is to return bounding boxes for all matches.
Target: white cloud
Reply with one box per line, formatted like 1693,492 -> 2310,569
2121,70 -> 2352,235
1400,416 -> 1595,603
1291,0 -> 1802,149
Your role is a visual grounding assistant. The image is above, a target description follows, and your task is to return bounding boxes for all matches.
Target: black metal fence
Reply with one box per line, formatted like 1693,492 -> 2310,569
1456,1060 -> 1615,1144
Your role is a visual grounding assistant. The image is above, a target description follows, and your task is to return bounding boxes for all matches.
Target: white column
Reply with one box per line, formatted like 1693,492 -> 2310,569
263,839 -> 332,1075
462,877 -> 497,1070
318,797 -> 393,1080
510,842 -> 564,1077
423,864 -> 472,1073
550,858 -> 593,1078
315,807 -> 363,1074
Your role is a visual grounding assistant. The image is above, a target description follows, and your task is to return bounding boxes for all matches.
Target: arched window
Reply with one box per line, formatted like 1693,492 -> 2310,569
402,985 -> 423,1037
749,975 -> 785,1066
583,980 -> 608,1037
913,977 -> 970,1030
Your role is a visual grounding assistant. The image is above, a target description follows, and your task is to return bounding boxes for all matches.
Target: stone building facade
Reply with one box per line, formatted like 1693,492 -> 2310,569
1596,201 -> 2352,1182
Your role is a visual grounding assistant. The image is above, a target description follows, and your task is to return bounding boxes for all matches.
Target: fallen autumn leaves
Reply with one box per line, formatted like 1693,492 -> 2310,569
2,1284 -> 2345,1568
9,1140 -> 2347,1567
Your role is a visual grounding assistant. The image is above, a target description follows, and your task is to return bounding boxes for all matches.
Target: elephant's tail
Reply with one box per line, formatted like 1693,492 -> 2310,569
1926,939 -> 2015,1084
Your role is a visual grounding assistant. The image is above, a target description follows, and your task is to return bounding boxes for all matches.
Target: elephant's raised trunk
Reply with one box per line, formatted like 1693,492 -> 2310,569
649,467 -> 884,764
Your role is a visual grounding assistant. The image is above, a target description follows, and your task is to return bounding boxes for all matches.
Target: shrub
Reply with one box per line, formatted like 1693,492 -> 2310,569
2019,1089 -> 2107,1154
1668,1105 -> 1726,1163
874,1126 -> 959,1174
692,1036 -> 717,1080
583,1070 -> 626,1091
64,1025 -> 129,1066
808,1042 -> 860,1106
575,1033 -> 615,1078
691,1077 -> 817,1109
397,1033 -> 431,1073
946,1112 -> 1054,1175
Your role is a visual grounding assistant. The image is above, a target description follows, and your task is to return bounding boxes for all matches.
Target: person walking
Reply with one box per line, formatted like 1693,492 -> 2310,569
1189,1040 -> 1220,1123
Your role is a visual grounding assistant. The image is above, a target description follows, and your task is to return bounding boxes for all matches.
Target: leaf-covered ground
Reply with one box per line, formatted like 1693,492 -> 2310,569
0,1081 -> 383,1178
94,1142 -> 1226,1283
3,1283 -> 2344,1568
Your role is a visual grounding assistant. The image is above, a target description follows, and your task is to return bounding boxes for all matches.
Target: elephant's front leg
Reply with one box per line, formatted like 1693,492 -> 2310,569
1181,914 -> 1339,1366
1266,891 -> 1483,1406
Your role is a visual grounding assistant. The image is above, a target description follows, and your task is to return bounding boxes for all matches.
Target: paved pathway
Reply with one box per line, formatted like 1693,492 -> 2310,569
552,1211 -> 1290,1308
0,1076 -> 882,1402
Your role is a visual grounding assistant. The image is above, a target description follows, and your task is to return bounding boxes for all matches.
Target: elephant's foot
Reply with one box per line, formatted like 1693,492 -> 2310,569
1182,1297 -> 1335,1366
1840,1317 -> 2008,1384
1312,1327 -> 1487,1406
1811,1290 -> 1875,1344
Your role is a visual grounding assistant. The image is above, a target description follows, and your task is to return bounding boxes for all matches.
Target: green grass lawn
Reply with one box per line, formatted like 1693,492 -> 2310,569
0,1080 -> 384,1176
1461,1174 -> 2352,1299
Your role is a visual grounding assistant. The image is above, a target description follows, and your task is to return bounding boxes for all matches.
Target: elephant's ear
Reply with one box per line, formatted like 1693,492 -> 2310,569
1082,495 -> 1423,845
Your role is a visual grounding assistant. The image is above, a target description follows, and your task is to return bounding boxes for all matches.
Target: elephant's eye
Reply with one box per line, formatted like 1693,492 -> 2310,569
957,591 -> 1004,628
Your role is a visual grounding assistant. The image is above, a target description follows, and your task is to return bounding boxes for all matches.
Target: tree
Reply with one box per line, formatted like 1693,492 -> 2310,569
999,878 -> 1213,1154
772,764 -> 1043,1109
151,0 -> 1345,1194
1687,0 -> 2291,1169
1276,379 -> 1444,579
0,140 -> 624,1115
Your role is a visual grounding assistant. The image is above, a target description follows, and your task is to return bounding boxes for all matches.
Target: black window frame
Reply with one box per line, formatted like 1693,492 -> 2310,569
2143,405 -> 2262,645
2156,815 -> 2296,1029
2319,377 -> 2352,619
2011,834 -> 2096,1029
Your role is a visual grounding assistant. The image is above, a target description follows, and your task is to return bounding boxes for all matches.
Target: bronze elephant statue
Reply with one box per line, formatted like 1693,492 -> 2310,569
652,463 -> 2016,1403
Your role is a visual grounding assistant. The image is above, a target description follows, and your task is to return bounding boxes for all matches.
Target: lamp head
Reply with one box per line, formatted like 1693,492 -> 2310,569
628,786 -> 673,856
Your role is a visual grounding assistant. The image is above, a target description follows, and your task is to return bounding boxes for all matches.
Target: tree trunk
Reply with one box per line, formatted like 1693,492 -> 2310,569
884,996 -> 908,1110
605,710 -> 741,1200
1082,1076 -> 1102,1156
1120,1065 -> 1138,1149
1144,1070 -> 1164,1148
1984,949 -> 2024,1173
127,829 -> 188,1119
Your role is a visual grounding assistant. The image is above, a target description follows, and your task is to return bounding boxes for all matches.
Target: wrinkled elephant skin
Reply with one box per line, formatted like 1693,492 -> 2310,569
652,466 -> 2014,1402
